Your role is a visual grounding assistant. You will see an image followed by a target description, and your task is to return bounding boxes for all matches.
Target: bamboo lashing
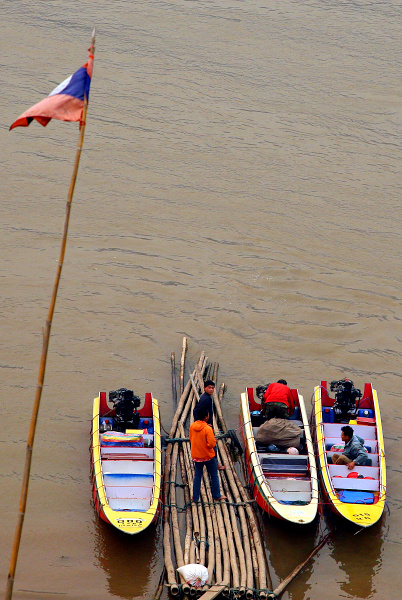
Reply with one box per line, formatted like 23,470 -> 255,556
163,340 -> 271,599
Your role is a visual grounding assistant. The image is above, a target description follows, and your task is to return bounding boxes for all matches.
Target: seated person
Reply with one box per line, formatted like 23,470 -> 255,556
262,379 -> 295,420
331,425 -> 369,469
256,417 -> 302,452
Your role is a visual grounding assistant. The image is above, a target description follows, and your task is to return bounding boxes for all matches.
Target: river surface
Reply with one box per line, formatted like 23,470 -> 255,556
0,1 -> 400,599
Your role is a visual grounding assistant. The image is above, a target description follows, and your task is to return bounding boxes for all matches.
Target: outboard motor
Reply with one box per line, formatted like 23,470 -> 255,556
109,388 -> 141,432
256,384 -> 270,401
330,379 -> 362,422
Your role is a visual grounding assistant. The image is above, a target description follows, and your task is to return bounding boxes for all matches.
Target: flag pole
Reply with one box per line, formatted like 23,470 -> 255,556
5,29 -> 96,600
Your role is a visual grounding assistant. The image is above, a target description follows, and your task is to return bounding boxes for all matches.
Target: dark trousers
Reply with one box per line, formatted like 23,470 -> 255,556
192,455 -> 221,502
263,402 -> 289,420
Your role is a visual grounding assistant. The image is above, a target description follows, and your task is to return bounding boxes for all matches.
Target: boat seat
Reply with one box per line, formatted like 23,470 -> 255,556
267,478 -> 311,492
108,498 -> 152,511
323,423 -> 376,440
103,473 -> 154,487
260,454 -> 308,475
274,491 -> 312,503
331,477 -> 379,491
102,460 -> 154,474
324,439 -> 375,453
338,490 -> 375,504
106,486 -> 153,500
326,451 -> 377,467
101,447 -> 154,460
328,465 -> 379,478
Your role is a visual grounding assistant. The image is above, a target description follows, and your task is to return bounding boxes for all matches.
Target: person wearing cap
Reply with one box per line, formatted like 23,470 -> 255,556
189,408 -> 226,502
262,379 -> 295,420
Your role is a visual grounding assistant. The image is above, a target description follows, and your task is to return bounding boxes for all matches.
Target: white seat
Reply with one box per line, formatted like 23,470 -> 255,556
108,498 -> 152,511
323,423 -> 376,440
102,460 -> 154,474
267,478 -> 311,492
331,478 -> 379,491
326,452 -> 378,466
328,465 -> 379,478
273,491 -> 312,502
103,473 -> 154,487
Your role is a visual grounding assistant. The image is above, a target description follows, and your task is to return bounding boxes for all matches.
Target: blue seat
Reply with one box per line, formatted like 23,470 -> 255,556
338,490 -> 374,504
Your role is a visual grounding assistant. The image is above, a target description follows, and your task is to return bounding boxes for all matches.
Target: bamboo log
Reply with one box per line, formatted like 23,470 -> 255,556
181,423 -> 216,583
212,362 -> 218,384
212,501 -> 231,588
180,337 -> 187,395
165,349 -> 273,600
215,441 -> 254,592
227,450 -> 270,597
218,383 -> 225,403
162,444 -> 179,594
179,450 -> 193,565
171,351 -> 177,406
170,441 -> 185,569
219,492 -> 240,589
213,390 -> 270,597
220,482 -> 247,590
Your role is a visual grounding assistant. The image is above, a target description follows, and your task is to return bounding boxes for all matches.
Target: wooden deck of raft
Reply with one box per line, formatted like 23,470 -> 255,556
163,351 -> 272,599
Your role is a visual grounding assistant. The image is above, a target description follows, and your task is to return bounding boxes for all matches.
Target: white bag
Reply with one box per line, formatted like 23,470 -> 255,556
177,563 -> 209,587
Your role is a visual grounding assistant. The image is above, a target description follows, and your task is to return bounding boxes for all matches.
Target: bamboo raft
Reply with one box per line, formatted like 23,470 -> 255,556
163,349 -> 272,599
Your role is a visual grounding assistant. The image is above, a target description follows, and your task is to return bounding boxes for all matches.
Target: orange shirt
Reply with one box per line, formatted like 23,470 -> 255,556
189,420 -> 216,461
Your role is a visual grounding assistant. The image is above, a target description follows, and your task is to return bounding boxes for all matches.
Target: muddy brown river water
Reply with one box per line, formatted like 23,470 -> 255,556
1,1 -> 400,599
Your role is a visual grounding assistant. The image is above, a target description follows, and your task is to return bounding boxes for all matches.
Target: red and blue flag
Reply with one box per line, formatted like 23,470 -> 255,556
10,48 -> 94,130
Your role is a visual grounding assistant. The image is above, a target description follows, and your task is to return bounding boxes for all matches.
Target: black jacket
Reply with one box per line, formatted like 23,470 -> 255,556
193,392 -> 214,425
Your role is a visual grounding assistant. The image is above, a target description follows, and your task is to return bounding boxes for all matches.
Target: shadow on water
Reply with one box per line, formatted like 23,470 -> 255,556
262,513 -> 320,597
262,510 -> 385,599
327,514 -> 386,599
93,514 -> 164,599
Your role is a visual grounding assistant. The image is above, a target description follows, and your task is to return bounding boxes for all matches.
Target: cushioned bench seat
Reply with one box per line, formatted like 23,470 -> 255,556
260,454 -> 308,475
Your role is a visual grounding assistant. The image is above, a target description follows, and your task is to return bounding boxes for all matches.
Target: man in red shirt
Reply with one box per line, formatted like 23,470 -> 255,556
263,379 -> 295,420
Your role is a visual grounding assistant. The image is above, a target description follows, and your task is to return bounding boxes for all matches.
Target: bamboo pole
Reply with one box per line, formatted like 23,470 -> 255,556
165,349 -> 273,599
163,438 -> 179,593
218,383 -> 225,403
213,389 -> 270,597
267,532 -> 332,599
180,336 -> 187,395
5,31 -> 96,600
163,354 -> 207,595
171,351 -> 177,406
179,450 -> 193,565
216,441 -> 254,593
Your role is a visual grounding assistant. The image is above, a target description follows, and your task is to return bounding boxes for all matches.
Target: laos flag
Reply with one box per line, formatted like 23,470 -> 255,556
10,48 -> 94,130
